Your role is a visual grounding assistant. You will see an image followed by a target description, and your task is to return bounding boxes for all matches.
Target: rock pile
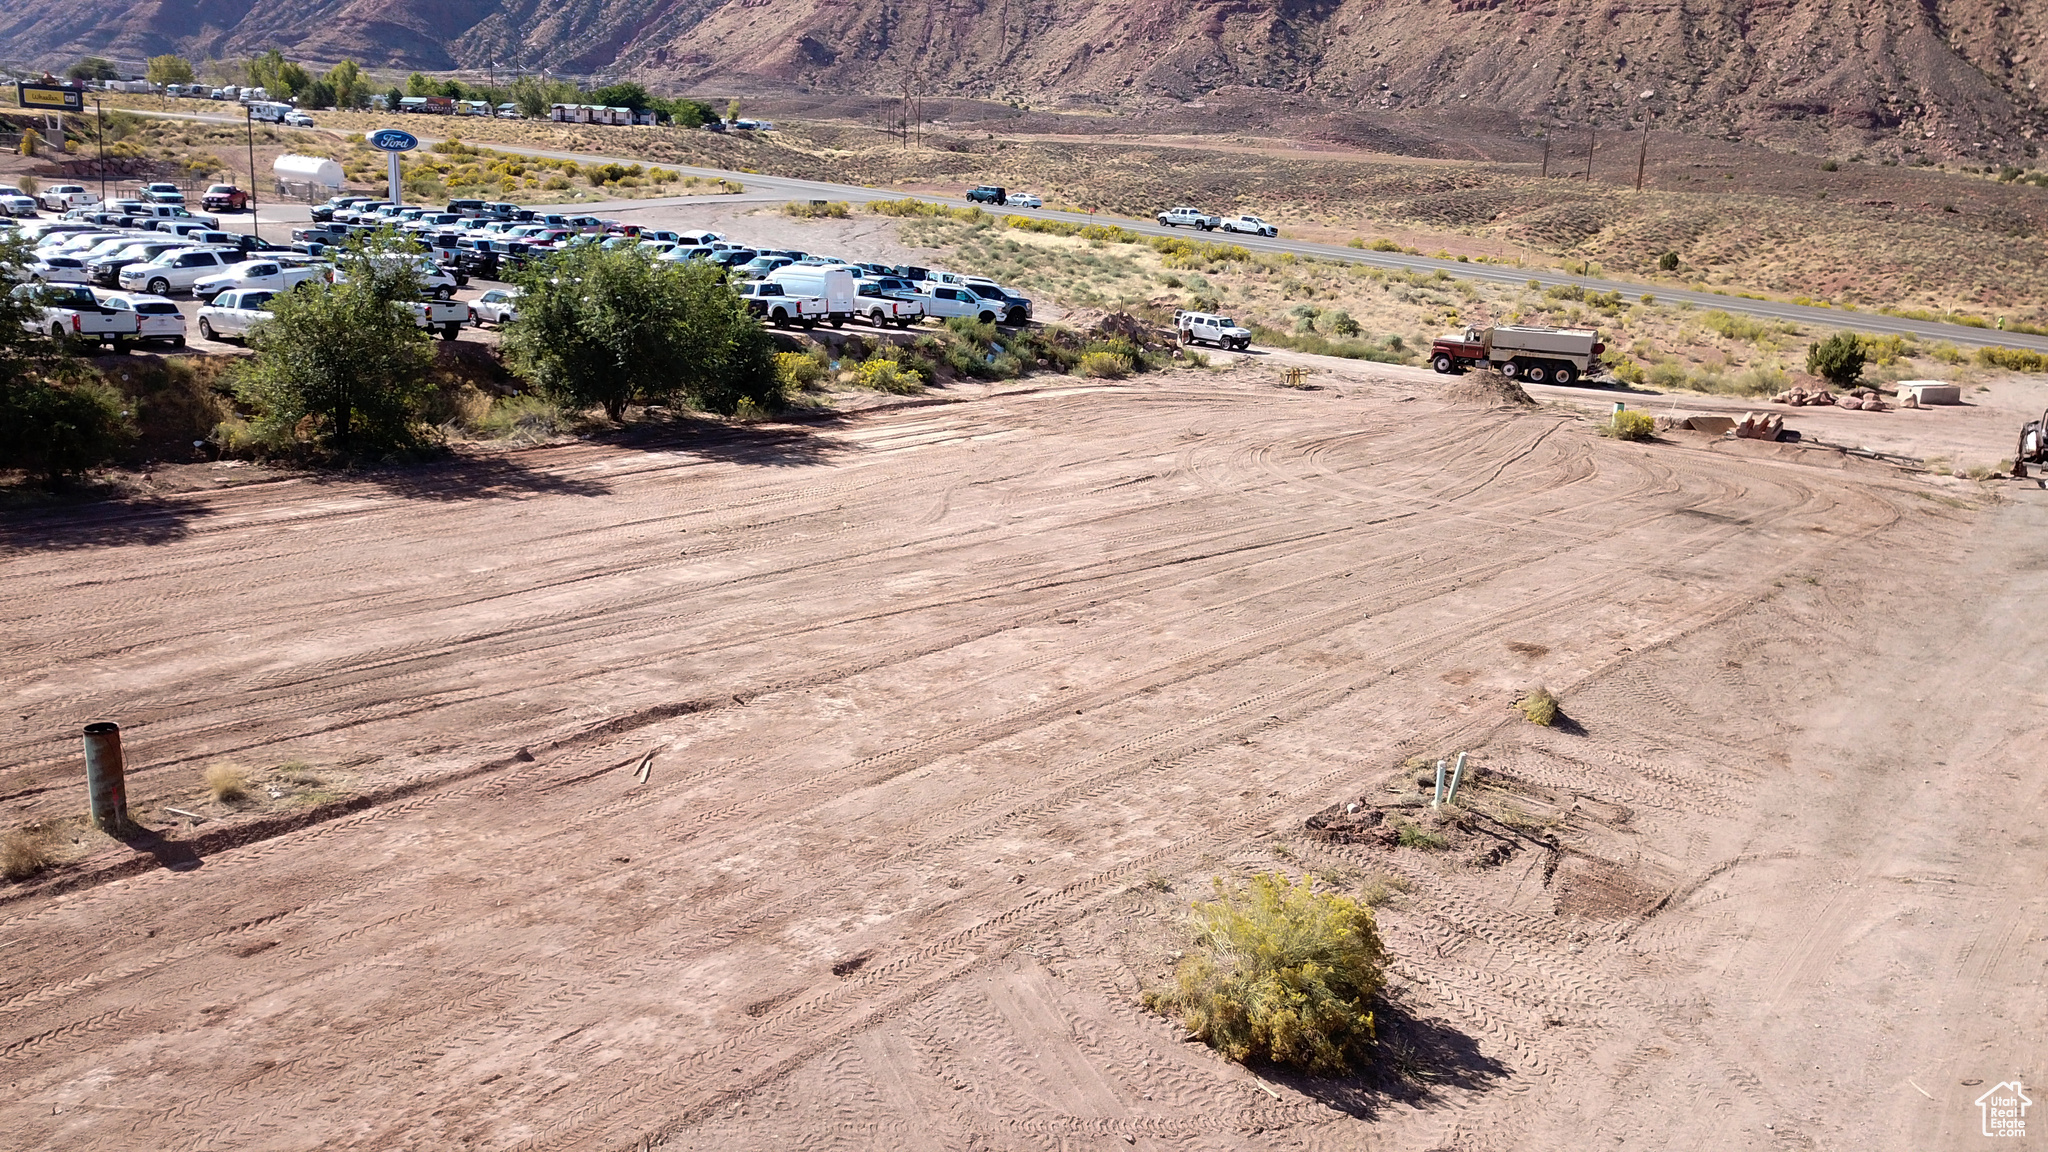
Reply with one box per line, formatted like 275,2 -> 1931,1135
1771,385 -> 1891,411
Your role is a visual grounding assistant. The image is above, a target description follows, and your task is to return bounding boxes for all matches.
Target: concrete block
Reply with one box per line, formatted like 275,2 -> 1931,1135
1681,415 -> 1737,434
1897,380 -> 1962,405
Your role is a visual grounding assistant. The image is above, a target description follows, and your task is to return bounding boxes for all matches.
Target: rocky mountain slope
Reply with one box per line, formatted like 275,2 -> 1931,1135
3,0 -> 2044,159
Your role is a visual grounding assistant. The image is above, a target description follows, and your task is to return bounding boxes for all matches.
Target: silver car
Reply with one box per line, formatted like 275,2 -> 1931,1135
100,292 -> 188,347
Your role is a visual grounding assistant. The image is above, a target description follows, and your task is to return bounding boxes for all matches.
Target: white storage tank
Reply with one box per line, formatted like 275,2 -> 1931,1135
272,154 -> 344,190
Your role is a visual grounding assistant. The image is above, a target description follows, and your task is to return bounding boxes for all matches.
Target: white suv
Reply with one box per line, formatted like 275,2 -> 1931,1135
118,247 -> 239,295
1174,310 -> 1252,351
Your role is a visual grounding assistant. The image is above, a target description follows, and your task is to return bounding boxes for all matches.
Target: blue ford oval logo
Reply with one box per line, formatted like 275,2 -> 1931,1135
368,129 -> 418,153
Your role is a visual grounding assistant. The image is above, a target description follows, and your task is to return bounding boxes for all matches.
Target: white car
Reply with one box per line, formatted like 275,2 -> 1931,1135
196,288 -> 277,342
193,259 -> 327,297
468,287 -> 521,326
283,111 -> 315,127
1220,214 -> 1277,237
119,247 -> 239,295
0,192 -> 39,217
100,292 -> 188,348
38,184 -> 99,212
916,284 -> 1003,324
1007,193 -> 1043,209
28,255 -> 93,284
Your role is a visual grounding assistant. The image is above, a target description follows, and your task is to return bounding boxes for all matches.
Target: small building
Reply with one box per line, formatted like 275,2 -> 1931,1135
398,96 -> 431,114
633,108 -> 657,126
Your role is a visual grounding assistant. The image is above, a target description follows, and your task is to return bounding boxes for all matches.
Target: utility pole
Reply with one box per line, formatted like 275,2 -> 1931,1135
1540,133 -> 1551,178
1635,114 -> 1651,191
92,96 -> 106,203
245,105 -> 259,241
1584,126 -> 1596,182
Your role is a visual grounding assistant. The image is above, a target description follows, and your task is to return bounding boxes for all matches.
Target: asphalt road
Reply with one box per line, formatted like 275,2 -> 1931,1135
129,106 -> 2048,354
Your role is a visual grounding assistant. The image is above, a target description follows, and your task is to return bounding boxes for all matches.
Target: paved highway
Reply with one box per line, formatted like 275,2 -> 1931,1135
130,107 -> 2048,354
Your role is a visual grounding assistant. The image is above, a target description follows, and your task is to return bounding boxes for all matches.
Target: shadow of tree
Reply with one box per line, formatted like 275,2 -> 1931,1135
351,451 -> 614,502
613,417 -> 846,469
1255,995 -> 1513,1120
0,491 -> 213,553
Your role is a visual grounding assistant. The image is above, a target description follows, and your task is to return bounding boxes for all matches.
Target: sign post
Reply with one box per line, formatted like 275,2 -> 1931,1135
367,128 -> 419,207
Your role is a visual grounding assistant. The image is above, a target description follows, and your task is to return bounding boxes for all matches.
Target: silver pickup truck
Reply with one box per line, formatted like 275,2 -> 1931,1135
14,283 -> 141,352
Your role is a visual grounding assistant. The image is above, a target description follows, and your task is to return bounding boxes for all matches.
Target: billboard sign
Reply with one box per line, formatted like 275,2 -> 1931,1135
17,83 -> 84,112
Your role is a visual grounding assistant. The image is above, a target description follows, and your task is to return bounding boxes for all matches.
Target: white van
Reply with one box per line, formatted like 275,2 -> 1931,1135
767,266 -> 856,325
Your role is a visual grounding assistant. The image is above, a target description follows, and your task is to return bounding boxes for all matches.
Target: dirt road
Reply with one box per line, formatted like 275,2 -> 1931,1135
3,367 -> 2042,1150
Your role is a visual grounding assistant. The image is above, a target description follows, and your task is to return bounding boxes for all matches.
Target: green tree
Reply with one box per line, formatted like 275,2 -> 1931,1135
0,237 -> 133,484
509,75 -> 550,119
146,54 -> 196,88
405,72 -> 436,97
589,82 -> 652,111
1806,331 -> 1866,387
663,98 -> 717,128
1141,873 -> 1388,1074
385,86 -> 405,112
66,57 -> 120,82
324,59 -> 367,108
233,233 -> 436,457
502,246 -> 780,421
725,98 -> 742,123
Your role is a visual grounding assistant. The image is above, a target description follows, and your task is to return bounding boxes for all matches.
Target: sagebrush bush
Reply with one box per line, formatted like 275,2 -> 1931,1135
1978,346 -> 2048,373
1517,686 -> 1560,726
476,395 -> 568,442
855,357 -> 923,393
1601,410 -> 1656,440
781,200 -> 850,219
774,349 -> 828,390
1078,351 -> 1133,378
1142,873 -> 1388,1074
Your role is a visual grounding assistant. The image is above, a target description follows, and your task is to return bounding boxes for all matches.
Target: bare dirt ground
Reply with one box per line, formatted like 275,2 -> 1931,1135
5,356 -> 2046,1151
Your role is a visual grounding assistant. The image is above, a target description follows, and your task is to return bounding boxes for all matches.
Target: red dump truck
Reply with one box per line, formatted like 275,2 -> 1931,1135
1430,324 -> 1605,386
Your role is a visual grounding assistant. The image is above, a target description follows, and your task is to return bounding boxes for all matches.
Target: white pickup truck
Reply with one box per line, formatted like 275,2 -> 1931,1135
14,283 -> 140,351
916,284 -> 1002,324
408,299 -> 468,340
193,259 -> 328,298
1157,206 -> 1221,230
854,280 -> 925,328
1173,310 -> 1253,351
736,281 -> 828,327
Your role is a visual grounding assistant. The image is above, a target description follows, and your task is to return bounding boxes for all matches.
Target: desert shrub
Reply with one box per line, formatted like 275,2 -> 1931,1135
204,763 -> 251,803
1322,310 -> 1361,337
868,198 -> 985,222
1395,823 -> 1448,850
16,175 -> 36,196
1702,310 -> 1797,343
1645,360 -> 1690,389
1862,333 -> 1910,365
475,395 -> 568,441
1733,364 -> 1789,395
1601,410 -> 1656,440
1977,346 -> 2048,373
855,357 -> 923,393
1658,251 -> 1680,271
774,349 -> 828,390
0,377 -> 134,485
1516,686 -> 1560,726
1078,350 -> 1132,378
0,825 -> 57,881
1141,873 -> 1387,1074
1806,331 -> 1866,386
782,200 -> 850,219
1611,358 -> 1647,385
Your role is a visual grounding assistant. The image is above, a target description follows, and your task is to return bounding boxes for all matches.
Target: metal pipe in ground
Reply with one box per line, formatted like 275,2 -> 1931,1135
83,721 -> 133,836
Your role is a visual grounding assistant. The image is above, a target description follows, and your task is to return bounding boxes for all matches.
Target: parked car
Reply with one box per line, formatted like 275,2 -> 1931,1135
99,292 -> 188,347
959,279 -> 1033,325
201,184 -> 250,212
1157,206 -> 1220,230
735,255 -> 795,278
965,185 -> 1007,205
917,284 -> 1003,324
140,182 -> 186,205
196,288 -> 277,341
38,184 -> 99,212
854,280 -> 925,327
1219,214 -> 1277,237
1173,309 -> 1252,351
406,299 -> 467,340
283,111 -> 315,127
735,281 -> 827,327
0,192 -> 39,217
14,283 -> 139,351
1007,193 -> 1044,209
88,239 -> 199,286
468,287 -> 521,326
193,258 -> 328,297
118,247 -> 239,295
26,255 -> 92,284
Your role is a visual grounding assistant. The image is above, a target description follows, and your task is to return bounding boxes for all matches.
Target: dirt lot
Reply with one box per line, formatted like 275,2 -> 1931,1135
4,358 -> 2045,1150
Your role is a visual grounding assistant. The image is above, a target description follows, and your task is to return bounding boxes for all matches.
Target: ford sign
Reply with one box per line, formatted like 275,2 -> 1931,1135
368,129 -> 419,153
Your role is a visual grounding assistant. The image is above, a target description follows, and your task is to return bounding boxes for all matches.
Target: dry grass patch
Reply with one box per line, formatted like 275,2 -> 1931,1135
1,824 -> 59,882
1516,686 -> 1561,726
204,763 -> 252,804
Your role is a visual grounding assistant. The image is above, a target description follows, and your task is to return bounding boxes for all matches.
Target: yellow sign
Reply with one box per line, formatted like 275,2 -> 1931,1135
17,84 -> 83,111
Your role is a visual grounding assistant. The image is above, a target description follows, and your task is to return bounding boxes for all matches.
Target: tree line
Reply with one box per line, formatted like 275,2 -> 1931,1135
71,51 -> 718,125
